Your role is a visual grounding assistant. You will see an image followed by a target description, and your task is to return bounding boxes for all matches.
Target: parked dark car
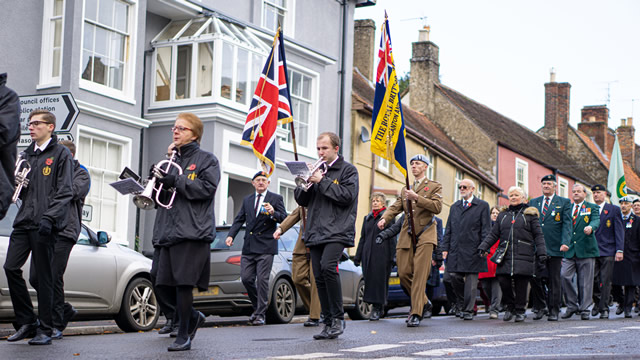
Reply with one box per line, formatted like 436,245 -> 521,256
385,264 -> 450,316
191,225 -> 370,323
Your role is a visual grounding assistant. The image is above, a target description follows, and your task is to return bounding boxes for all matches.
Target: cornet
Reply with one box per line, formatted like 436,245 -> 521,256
133,150 -> 183,210
12,152 -> 31,203
295,159 -> 328,191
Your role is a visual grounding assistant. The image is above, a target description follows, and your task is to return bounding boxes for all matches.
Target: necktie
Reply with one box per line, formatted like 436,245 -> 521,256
542,197 -> 550,216
463,200 -> 468,208
572,204 -> 579,225
35,149 -> 42,155
254,193 -> 262,215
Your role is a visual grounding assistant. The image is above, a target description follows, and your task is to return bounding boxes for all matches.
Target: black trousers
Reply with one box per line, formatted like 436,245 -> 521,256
498,274 -> 531,314
310,242 -> 345,323
3,229 -> 54,335
593,256 -> 615,311
150,248 -> 176,321
622,286 -> 637,312
30,237 -> 76,330
450,272 -> 479,314
0,139 -> 17,220
546,256 -> 563,316
241,254 -> 274,317
529,276 -> 548,311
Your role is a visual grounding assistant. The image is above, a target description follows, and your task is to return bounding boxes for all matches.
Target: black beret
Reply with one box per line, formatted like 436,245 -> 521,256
252,171 -> 268,180
541,174 -> 556,182
591,184 -> 606,192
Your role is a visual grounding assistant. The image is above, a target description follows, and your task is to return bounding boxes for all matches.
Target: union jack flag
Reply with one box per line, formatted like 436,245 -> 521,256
241,29 -> 293,177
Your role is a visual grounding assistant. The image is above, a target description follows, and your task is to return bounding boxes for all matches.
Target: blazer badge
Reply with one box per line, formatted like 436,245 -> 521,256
555,213 -> 561,222
584,216 -> 589,224
606,219 -> 611,228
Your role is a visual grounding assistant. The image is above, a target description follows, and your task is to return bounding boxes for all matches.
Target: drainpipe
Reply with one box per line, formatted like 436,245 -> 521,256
135,49 -> 153,252
337,0 -> 348,144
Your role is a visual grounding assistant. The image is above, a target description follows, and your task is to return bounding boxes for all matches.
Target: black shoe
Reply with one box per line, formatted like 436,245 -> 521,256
407,314 -> 421,327
581,312 -> 590,320
168,338 -> 191,351
188,312 -> 206,340
463,312 -> 473,320
635,306 -> 640,314
616,306 -> 624,315
51,329 -> 63,340
455,311 -> 463,318
561,310 -> 577,319
158,319 -> 175,334
448,306 -> 458,316
503,311 -> 514,321
313,323 -> 331,340
600,310 -> 609,319
61,305 -> 78,330
251,315 -> 266,326
326,319 -> 344,338
7,321 -> 39,342
370,308 -> 381,321
28,333 -> 52,345
625,310 -> 633,318
422,301 -> 433,319
548,313 -> 558,321
591,307 -> 599,317
248,314 -> 257,325
304,318 -> 320,327
514,313 -> 527,322
533,309 -> 547,320
170,327 -> 178,338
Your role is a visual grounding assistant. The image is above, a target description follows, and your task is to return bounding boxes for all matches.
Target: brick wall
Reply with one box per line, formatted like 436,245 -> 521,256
566,129 -> 608,185
541,82 -> 570,152
409,41 -> 439,118
353,19 -> 376,82
617,118 -> 636,166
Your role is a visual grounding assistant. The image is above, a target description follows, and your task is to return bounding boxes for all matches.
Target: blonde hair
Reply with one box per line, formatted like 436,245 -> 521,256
507,186 -> 527,199
176,112 -> 203,143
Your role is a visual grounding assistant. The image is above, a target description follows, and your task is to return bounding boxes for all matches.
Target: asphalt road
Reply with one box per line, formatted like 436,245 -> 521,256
2,308 -> 640,359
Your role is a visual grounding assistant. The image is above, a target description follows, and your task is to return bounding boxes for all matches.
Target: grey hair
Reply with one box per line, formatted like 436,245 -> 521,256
572,183 -> 587,193
507,186 -> 527,199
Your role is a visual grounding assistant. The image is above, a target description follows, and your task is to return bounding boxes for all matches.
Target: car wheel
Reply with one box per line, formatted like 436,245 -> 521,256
114,277 -> 159,332
347,280 -> 371,320
266,278 -> 296,324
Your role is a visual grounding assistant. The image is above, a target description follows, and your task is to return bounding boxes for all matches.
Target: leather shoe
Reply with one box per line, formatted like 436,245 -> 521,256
407,314 -> 421,327
251,315 -> 266,326
7,321 -> 39,342
561,310 -> 577,319
625,310 -> 632,318
62,305 -> 78,330
304,317 -> 320,327
158,319 -> 175,334
327,319 -> 344,338
514,313 -> 527,322
503,311 -> 514,321
581,312 -> 590,320
188,311 -> 206,339
313,324 -> 331,340
600,309 -> 609,319
547,313 -> 558,321
489,311 -> 498,319
616,306 -> 624,315
370,307 -> 381,321
533,309 -> 547,320
170,327 -> 178,338
591,307 -> 599,317
249,314 -> 257,322
455,311 -> 463,318
422,301 -> 433,319
51,329 -> 63,340
463,312 -> 473,320
167,338 -> 191,351
28,333 -> 52,345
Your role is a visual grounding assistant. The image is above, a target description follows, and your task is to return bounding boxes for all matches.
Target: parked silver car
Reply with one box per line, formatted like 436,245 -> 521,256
0,206 -> 159,332
192,225 -> 371,323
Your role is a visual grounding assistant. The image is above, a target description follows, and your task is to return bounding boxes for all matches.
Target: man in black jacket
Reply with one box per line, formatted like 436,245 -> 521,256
0,73 -> 21,220
226,171 -> 287,326
3,109 -> 73,345
295,132 -> 359,339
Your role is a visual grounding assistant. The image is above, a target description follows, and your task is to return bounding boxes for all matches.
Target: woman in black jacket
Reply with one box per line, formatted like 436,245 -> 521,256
354,192 -> 394,320
152,113 -> 220,351
478,186 -> 546,322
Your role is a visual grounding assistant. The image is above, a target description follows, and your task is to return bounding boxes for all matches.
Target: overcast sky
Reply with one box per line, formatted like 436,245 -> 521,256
355,0 -> 640,141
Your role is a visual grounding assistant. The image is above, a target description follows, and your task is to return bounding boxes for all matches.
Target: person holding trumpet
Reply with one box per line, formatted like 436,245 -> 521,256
151,113 -> 220,351
226,171 -> 287,326
0,73 -> 21,220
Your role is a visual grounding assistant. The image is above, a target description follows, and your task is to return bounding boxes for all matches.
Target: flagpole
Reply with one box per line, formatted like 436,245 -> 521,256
405,175 -> 418,249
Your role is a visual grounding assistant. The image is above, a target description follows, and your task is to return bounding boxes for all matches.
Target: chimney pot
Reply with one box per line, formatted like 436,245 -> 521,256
628,117 -> 633,126
589,116 -> 596,122
550,68 -> 556,83
622,118 -> 627,126
418,25 -> 430,42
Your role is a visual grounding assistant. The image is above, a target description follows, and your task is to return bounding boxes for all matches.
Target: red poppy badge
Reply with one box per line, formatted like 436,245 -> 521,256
188,164 -> 196,171
45,157 -> 54,166
604,210 -> 609,215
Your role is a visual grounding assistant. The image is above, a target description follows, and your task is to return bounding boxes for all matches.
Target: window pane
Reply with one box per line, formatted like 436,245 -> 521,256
291,71 -> 301,96
106,143 -> 121,171
235,48 -> 248,104
113,0 -> 128,32
98,0 -> 114,28
81,50 -> 93,81
108,60 -> 123,90
302,75 -> 311,99
263,6 -> 276,32
251,54 -> 263,99
197,42 -> 213,97
85,0 -> 97,21
92,139 -> 107,168
176,44 -> 192,99
54,0 -> 64,16
110,32 -> 124,61
52,49 -> 61,78
92,56 -> 107,85
155,47 -> 172,101
83,23 -> 94,51
221,42 -> 233,100
182,18 -> 206,37
53,18 -> 62,47
156,20 -> 188,41
95,26 -> 108,56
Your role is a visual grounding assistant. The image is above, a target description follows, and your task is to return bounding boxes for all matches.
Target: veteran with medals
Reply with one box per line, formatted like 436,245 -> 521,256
612,196 -> 640,318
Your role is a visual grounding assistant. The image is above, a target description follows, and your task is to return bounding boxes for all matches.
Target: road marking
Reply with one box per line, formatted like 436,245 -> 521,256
401,338 -> 450,344
414,348 -> 471,356
517,337 -> 557,342
270,353 -> 340,359
472,341 -> 519,347
341,344 -> 404,353
452,354 -> 619,359
621,326 -> 640,330
570,326 -> 596,329
555,334 -> 582,337
591,329 -> 621,334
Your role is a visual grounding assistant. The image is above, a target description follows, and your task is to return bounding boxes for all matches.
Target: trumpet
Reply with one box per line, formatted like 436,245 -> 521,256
12,152 -> 31,203
295,159 -> 328,191
133,150 -> 183,210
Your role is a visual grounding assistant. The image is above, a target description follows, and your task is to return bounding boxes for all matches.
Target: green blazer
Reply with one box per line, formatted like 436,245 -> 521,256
530,195 -> 572,257
563,201 -> 600,259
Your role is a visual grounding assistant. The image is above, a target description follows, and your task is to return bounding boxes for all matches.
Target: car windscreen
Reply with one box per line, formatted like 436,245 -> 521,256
0,205 -> 18,237
212,228 -> 244,251
279,226 -> 299,252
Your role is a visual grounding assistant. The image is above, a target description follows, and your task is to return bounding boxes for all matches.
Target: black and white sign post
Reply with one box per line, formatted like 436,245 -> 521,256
19,93 -> 79,147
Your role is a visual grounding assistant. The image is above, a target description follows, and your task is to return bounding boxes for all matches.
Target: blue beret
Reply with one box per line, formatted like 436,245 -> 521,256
619,196 -> 633,203
410,154 -> 430,165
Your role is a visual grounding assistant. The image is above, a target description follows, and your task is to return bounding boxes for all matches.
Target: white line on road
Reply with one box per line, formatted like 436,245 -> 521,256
413,348 -> 471,356
555,334 -> 583,337
341,344 -> 404,353
591,329 -> 621,334
517,337 -> 557,342
621,326 -> 640,330
450,354 -> 619,359
270,353 -> 341,359
472,341 -> 519,347
570,326 -> 596,329
400,338 -> 450,344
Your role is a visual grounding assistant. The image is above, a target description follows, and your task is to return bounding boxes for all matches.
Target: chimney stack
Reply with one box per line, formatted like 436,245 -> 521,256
617,117 -> 636,166
542,72 -> 570,152
353,19 -> 376,82
578,105 -> 610,154
409,27 -> 439,117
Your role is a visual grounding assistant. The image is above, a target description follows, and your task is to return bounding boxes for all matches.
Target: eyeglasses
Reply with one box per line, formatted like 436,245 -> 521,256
171,126 -> 192,133
458,185 -> 469,190
28,120 -> 51,127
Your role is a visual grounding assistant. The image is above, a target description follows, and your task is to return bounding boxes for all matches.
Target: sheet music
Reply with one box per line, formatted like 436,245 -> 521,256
110,178 -> 145,195
285,161 -> 310,177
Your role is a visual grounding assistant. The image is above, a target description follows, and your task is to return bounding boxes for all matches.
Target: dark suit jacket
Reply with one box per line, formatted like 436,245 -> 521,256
594,202 -> 624,257
530,195 -> 572,257
228,190 -> 287,255
442,196 -> 491,273
564,201 -> 600,259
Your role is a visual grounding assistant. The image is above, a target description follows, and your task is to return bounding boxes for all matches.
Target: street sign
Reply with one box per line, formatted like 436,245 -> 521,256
18,132 -> 74,147
82,204 -> 93,222
19,93 -> 79,133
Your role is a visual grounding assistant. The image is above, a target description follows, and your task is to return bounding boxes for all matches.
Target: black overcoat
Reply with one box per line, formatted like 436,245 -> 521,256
442,197 -> 491,273
354,209 -> 394,305
613,213 -> 640,286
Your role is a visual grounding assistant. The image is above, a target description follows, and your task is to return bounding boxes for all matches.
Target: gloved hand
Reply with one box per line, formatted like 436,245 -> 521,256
353,260 -> 360,267
156,174 -> 176,188
538,254 -> 548,264
477,249 -> 488,258
151,165 -> 167,179
375,236 -> 384,244
38,218 -> 53,236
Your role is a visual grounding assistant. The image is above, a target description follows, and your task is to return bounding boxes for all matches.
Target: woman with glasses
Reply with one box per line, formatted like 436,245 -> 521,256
152,113 -> 220,351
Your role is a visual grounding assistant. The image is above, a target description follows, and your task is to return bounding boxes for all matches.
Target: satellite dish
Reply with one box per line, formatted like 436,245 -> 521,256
360,126 -> 371,143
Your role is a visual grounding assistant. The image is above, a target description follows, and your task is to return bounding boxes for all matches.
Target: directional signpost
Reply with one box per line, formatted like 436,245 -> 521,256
18,93 -> 79,147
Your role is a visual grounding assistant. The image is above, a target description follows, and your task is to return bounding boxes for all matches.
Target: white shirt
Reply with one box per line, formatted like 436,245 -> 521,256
541,194 -> 554,212
596,202 -> 604,215
462,195 -> 474,206
34,137 -> 52,153
573,201 -> 584,216
254,190 -> 268,216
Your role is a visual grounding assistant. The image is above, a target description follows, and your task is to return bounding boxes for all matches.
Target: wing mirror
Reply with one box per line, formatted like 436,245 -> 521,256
97,231 -> 111,245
